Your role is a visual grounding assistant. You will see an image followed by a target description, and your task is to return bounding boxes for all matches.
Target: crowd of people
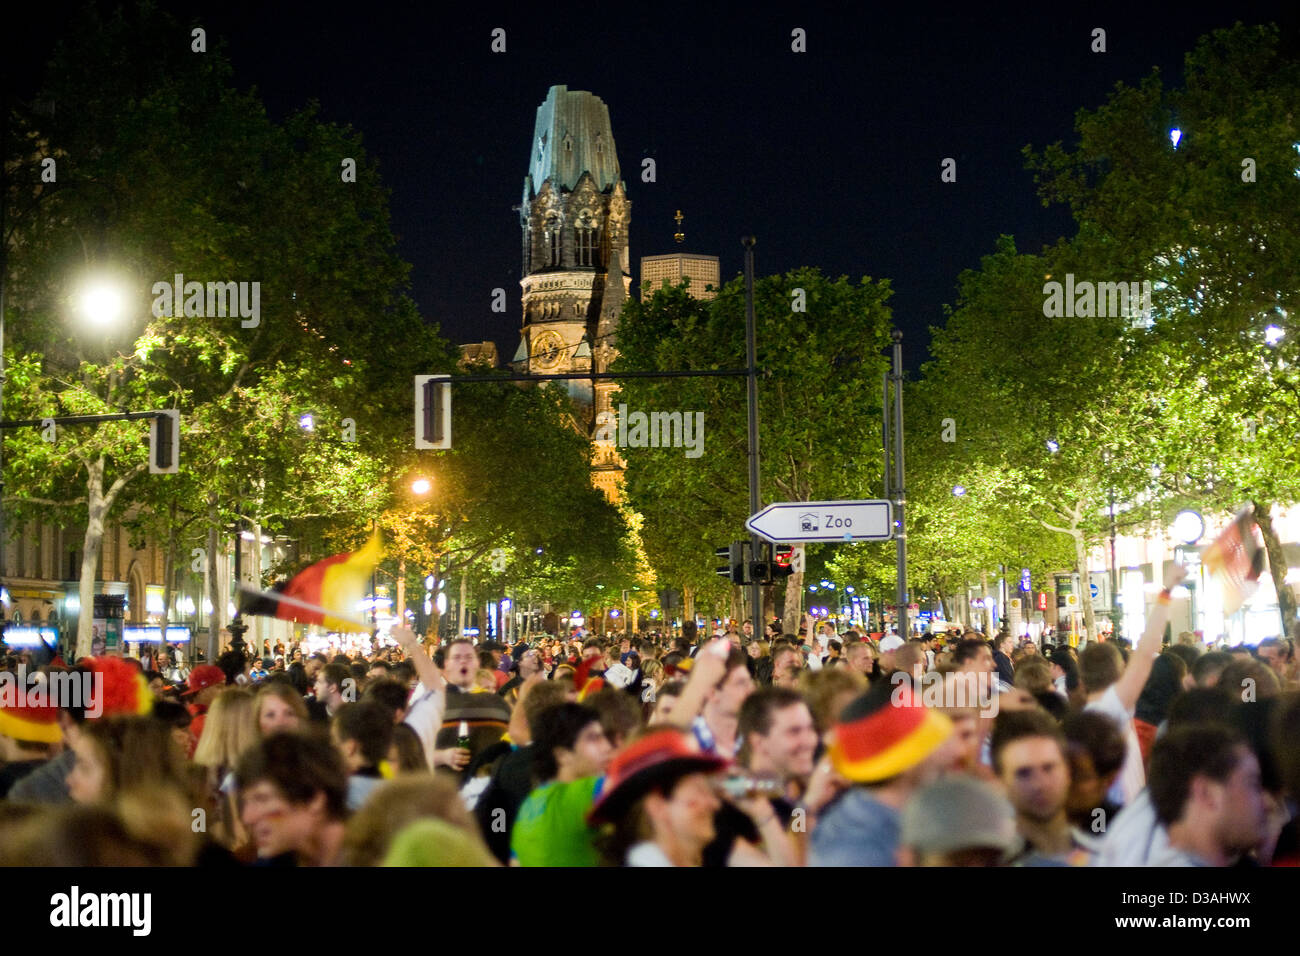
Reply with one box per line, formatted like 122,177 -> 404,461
1,563 -> 1297,867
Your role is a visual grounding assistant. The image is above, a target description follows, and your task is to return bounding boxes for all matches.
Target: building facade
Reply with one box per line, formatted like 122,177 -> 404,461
640,252 -> 721,301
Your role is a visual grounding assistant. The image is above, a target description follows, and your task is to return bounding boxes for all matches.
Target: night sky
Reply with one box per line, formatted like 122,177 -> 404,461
9,2 -> 1299,372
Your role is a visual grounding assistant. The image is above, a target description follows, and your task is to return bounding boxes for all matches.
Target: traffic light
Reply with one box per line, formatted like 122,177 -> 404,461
415,374 -> 451,449
750,542 -> 794,585
715,541 -> 749,585
149,410 -> 179,474
769,545 -> 795,582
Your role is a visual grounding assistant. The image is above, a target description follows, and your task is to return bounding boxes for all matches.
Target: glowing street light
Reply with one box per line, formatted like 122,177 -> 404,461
952,484 -> 967,496
78,280 -> 126,326
1169,128 -> 1182,148
1265,325 -> 1284,346
411,477 -> 432,495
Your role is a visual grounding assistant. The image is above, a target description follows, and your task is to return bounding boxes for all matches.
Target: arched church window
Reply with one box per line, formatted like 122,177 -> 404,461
546,214 -> 560,267
576,213 -> 598,267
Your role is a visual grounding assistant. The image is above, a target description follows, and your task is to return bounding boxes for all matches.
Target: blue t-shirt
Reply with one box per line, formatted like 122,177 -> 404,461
808,789 -> 900,867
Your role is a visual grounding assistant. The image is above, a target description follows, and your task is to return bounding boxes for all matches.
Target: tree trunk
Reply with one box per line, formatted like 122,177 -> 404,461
1074,530 -> 1098,642
75,460 -> 110,659
782,570 -> 803,636
457,574 -> 467,638
163,501 -> 177,628
395,558 -> 407,629
980,571 -> 992,634
682,585 -> 695,626
250,516 -> 264,653
74,457 -> 143,658
206,492 -> 223,661
1252,501 -> 1296,639
730,585 -> 742,624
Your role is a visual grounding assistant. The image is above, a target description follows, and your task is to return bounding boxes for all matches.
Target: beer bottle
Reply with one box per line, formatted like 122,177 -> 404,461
456,720 -> 471,752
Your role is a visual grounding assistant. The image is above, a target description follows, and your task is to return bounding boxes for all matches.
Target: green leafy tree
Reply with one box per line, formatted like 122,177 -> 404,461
1024,22 -> 1300,633
615,269 -> 894,632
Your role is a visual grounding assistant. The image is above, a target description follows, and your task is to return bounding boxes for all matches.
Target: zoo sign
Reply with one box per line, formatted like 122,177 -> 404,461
745,500 -> 894,544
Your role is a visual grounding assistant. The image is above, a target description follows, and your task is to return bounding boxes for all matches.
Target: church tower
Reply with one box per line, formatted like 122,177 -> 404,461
512,86 -> 630,502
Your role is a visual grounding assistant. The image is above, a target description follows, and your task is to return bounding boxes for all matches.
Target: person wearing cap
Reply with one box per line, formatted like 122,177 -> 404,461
183,663 -> 228,755
7,658 -> 153,806
877,634 -> 905,674
0,679 -> 61,798
897,775 -> 1019,866
808,680 -> 956,867
589,728 -> 728,866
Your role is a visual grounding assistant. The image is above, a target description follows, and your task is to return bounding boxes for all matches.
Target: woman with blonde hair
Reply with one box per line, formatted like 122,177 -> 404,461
253,680 -> 309,737
192,686 -> 257,849
341,773 -> 494,866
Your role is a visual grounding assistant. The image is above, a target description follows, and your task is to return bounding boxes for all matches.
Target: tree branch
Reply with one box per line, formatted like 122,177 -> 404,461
3,496 -> 87,507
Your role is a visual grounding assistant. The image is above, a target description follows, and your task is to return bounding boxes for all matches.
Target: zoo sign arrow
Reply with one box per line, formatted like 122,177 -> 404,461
745,500 -> 893,544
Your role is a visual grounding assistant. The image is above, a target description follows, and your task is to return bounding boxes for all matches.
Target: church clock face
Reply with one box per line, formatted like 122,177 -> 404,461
531,329 -> 564,369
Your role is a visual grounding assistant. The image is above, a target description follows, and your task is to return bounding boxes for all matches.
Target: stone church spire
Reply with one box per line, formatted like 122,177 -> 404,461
513,86 -> 630,502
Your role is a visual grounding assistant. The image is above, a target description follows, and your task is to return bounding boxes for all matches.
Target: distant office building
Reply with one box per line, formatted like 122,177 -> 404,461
458,342 -> 498,368
640,253 -> 720,300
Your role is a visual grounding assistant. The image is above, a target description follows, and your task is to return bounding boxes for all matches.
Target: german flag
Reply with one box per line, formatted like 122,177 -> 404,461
239,531 -> 383,633
1203,505 -> 1267,619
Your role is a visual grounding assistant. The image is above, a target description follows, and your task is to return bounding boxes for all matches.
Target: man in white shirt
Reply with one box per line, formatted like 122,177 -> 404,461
389,626 -> 445,770
1082,562 -> 1188,808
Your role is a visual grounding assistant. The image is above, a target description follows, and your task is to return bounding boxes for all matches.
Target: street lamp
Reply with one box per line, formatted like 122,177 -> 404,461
77,279 -> 126,327
411,477 -> 432,496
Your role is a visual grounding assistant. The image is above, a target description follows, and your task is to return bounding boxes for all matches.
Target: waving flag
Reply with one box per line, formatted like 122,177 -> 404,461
1202,505 -> 1267,618
239,531 -> 383,632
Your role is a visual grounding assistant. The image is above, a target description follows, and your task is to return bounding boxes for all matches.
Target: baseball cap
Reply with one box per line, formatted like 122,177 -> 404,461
900,776 -> 1019,859
879,635 -> 905,653
182,664 -> 225,696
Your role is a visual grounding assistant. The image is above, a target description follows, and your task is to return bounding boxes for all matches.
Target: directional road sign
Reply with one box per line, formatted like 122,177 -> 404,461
746,500 -> 892,544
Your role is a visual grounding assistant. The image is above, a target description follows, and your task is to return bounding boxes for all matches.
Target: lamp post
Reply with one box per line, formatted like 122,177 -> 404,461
228,517 -> 248,657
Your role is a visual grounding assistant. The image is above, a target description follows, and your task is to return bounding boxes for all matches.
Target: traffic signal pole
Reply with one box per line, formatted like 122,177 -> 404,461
743,237 -> 763,631
882,331 -> 907,636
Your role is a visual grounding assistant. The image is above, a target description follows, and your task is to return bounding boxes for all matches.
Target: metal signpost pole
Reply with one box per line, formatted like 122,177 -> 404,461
743,237 -> 763,630
892,331 -> 907,636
